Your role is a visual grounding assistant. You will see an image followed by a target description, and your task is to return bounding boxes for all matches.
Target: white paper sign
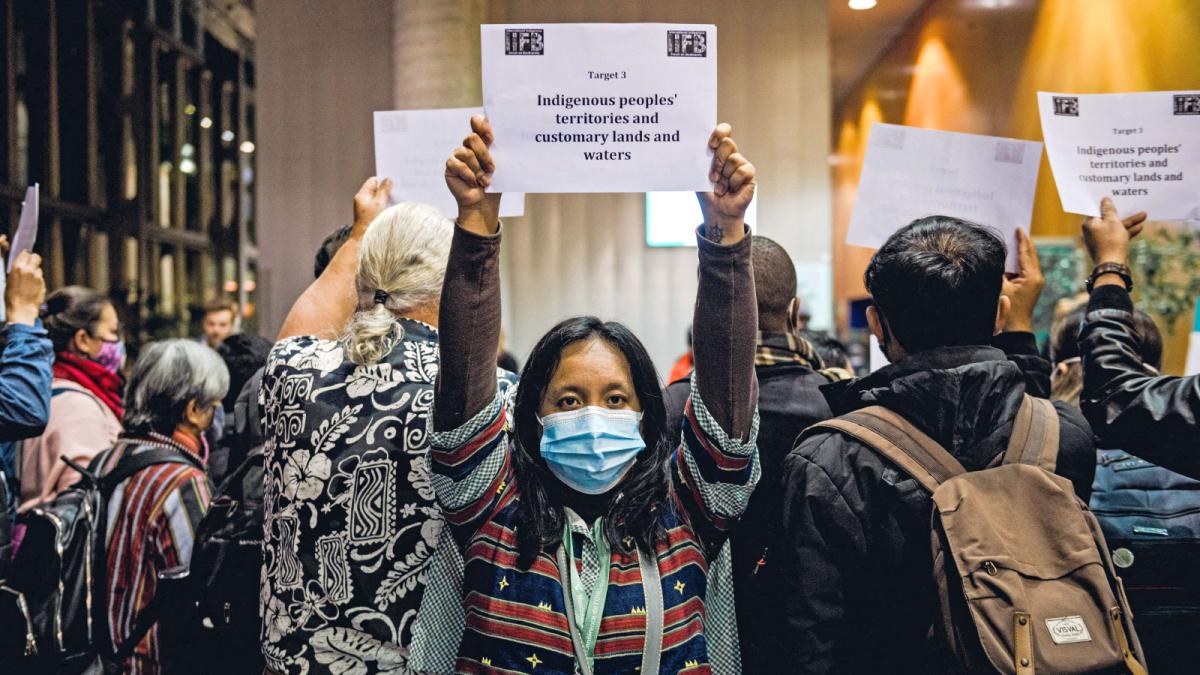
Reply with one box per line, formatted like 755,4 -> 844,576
847,123 -> 1042,271
481,23 -> 717,193
1038,91 -> 1200,219
374,108 -> 525,220
8,184 -> 39,273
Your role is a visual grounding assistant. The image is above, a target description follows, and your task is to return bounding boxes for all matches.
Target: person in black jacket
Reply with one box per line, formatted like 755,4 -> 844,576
665,235 -> 833,671
1079,197 -> 1200,479
760,218 -> 1096,674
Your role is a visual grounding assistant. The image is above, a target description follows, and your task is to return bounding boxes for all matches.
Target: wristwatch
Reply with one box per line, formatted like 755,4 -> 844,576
1086,262 -> 1133,293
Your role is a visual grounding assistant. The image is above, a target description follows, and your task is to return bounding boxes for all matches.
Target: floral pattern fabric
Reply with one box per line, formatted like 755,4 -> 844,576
259,320 -> 513,675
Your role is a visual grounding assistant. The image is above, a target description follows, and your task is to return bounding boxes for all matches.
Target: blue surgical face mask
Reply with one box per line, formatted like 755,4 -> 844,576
538,407 -> 646,495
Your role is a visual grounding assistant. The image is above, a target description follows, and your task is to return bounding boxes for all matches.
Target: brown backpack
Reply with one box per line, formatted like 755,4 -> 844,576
812,395 -> 1148,675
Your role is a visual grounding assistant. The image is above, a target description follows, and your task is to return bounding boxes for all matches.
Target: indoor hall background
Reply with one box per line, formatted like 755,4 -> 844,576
256,0 -> 832,374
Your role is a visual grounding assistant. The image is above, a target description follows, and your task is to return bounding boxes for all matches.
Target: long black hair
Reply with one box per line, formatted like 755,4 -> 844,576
511,316 -> 673,568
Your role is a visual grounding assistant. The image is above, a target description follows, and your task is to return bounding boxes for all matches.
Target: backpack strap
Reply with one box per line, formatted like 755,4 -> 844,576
811,406 -> 965,494
1000,395 -> 1060,472
99,445 -> 205,493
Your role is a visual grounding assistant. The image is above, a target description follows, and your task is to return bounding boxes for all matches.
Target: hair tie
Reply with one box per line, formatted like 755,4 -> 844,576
373,289 -> 389,305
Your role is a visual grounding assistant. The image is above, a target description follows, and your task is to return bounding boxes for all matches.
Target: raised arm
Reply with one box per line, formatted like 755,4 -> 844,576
0,251 -> 52,442
692,123 -> 757,440
277,178 -> 392,341
673,125 -> 760,556
433,115 -> 503,431
1079,199 -> 1200,478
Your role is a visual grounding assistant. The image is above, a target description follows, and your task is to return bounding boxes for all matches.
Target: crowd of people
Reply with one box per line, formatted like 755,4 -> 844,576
0,113 -> 1196,675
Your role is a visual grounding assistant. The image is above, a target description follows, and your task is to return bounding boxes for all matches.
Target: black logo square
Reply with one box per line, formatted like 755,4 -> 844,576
1175,94 -> 1200,115
667,30 -> 707,57
1053,96 -> 1079,117
505,29 -> 544,55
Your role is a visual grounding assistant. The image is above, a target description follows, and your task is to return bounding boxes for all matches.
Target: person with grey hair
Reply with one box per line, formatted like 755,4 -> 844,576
260,177 -> 513,675
96,339 -> 228,674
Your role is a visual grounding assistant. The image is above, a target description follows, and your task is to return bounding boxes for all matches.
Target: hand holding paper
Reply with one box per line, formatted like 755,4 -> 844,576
5,250 -> 46,327
446,115 -> 501,236
697,123 -> 755,246
1000,230 -> 1044,333
1081,197 -> 1149,268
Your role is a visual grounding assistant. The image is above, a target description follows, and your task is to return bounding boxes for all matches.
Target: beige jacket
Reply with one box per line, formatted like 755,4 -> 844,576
18,379 -> 122,512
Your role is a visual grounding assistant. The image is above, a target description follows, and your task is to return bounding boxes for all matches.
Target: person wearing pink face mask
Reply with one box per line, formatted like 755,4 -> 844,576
18,286 -> 126,511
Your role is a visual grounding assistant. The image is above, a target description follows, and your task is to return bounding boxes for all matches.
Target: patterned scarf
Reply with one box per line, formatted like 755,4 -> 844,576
754,331 -> 824,370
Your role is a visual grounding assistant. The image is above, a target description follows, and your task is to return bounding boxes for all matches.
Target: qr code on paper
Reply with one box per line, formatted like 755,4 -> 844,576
871,126 -> 906,150
1053,96 -> 1079,116
994,141 -> 1025,164
1175,94 -> 1200,115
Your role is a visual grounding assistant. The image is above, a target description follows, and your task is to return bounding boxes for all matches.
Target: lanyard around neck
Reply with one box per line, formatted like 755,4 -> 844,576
557,519 -> 664,675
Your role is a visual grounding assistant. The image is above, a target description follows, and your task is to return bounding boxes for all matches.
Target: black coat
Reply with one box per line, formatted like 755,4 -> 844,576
1081,285 -> 1200,479
752,345 -> 1095,674
665,360 -> 834,668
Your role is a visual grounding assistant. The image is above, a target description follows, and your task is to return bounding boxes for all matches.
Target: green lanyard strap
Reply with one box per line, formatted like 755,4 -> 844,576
557,517 -> 664,675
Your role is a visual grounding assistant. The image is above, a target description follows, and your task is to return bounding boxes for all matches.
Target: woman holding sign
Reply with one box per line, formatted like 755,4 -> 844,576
428,115 -> 758,674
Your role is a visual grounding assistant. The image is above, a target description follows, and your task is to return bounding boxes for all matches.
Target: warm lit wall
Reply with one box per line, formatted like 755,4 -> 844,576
833,0 -> 1200,369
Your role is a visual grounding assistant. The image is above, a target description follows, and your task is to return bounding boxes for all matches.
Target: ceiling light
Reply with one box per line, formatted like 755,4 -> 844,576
239,141 -> 256,154
200,116 -> 213,129
849,0 -> 877,9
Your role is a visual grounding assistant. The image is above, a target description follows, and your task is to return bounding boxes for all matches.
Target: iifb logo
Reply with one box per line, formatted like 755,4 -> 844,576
667,30 -> 707,57
1053,96 -> 1079,117
505,28 -> 544,55
1175,94 -> 1200,115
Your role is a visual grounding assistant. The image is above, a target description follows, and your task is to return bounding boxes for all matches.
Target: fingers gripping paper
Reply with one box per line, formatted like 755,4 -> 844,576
846,124 -> 1042,272
1038,91 -> 1200,220
481,24 -> 717,193
373,108 -> 525,219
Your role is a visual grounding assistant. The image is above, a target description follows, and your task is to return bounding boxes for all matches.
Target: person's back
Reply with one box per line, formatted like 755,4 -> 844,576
19,286 -> 125,511
104,340 -> 228,674
1052,307 -> 1200,674
760,218 -> 1095,673
259,196 -> 516,675
663,235 -> 833,670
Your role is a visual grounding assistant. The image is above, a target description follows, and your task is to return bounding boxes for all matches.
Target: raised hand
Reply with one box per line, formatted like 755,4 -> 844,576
1001,229 -> 1044,333
6,250 -> 46,326
1082,197 -> 1146,266
696,123 -> 755,246
352,176 -> 393,236
445,114 -> 501,236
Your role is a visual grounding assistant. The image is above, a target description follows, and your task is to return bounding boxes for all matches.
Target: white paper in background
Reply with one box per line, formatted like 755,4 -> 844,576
869,334 -> 889,373
481,23 -> 717,193
847,123 -> 1042,272
1038,91 -> 1200,220
8,184 -> 39,273
374,109 -> 525,220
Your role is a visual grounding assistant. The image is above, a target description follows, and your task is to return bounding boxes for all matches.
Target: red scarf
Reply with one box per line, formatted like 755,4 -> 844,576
53,351 -> 125,420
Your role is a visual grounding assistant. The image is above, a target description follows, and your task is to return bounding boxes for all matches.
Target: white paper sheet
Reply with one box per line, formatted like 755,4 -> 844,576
847,124 -> 1042,272
1038,91 -> 1200,220
374,108 -> 525,220
481,23 -> 717,193
8,184 -> 39,273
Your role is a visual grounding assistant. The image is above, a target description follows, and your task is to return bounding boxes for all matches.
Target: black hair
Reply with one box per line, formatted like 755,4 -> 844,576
802,330 -> 851,370
751,236 -> 797,332
42,286 -> 113,354
865,216 -> 1006,354
217,333 -> 273,410
313,224 -> 353,279
1051,307 -> 1162,369
511,316 -> 672,568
